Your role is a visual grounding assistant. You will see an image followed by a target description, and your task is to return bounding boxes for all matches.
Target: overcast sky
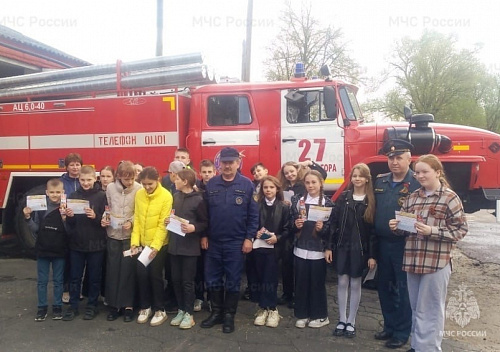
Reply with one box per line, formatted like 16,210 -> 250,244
2,0 -> 499,102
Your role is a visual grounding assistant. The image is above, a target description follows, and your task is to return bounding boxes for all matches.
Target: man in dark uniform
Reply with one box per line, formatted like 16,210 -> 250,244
374,139 -> 420,349
201,147 -> 259,333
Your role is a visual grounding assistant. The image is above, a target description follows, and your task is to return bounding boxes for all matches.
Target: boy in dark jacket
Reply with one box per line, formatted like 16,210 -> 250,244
63,165 -> 107,321
23,178 -> 68,321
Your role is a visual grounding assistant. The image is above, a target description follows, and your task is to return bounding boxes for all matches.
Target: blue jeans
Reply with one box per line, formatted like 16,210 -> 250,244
37,257 -> 65,308
69,250 -> 104,309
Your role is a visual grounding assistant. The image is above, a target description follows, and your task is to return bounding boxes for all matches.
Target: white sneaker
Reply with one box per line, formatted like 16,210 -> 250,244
150,310 -> 167,326
179,312 -> 195,329
170,310 -> 185,326
295,318 -> 309,328
254,308 -> 268,326
265,309 -> 282,328
137,307 -> 152,324
308,317 -> 330,328
193,299 -> 203,312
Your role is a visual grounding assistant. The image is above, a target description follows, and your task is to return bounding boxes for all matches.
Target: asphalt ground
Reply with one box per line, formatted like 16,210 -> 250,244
458,210 -> 500,265
0,259 -> 482,352
0,210 -> 497,352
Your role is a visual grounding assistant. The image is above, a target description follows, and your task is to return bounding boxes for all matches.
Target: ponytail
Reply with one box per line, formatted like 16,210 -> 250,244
439,175 -> 450,188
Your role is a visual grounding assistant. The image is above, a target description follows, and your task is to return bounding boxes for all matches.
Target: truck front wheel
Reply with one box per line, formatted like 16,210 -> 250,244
14,184 -> 47,250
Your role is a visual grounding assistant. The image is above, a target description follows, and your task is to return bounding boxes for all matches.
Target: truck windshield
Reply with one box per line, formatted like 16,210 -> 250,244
339,87 -> 362,121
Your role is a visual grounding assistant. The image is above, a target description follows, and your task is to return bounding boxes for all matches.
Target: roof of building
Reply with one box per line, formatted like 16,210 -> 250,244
0,24 -> 91,68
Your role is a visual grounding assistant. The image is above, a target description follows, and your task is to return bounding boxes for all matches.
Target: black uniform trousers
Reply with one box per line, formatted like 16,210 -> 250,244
136,245 -> 167,312
294,256 -> 328,320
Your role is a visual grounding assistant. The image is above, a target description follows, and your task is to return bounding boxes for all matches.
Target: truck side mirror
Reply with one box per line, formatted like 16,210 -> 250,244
323,86 -> 337,120
320,65 -> 332,81
404,106 -> 412,121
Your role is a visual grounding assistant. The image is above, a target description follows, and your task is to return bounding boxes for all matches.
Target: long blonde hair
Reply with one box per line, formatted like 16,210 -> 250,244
347,163 -> 375,224
278,161 -> 306,189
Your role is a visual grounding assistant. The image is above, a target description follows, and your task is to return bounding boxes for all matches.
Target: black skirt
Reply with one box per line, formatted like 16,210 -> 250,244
105,238 -> 136,308
335,245 -> 365,278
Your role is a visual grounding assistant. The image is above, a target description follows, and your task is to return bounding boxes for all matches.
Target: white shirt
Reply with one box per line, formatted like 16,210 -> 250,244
293,194 -> 325,260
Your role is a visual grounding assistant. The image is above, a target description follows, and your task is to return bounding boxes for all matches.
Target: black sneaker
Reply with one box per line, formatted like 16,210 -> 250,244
84,307 -> 98,320
35,308 -> 48,322
242,286 -> 251,300
62,307 -> 79,321
52,306 -> 63,320
123,308 -> 134,323
107,308 -> 121,321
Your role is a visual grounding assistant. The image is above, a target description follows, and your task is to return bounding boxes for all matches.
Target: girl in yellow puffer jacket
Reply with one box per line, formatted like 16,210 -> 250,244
131,167 -> 172,327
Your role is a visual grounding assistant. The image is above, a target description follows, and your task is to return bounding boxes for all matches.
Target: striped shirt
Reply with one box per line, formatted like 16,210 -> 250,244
399,184 -> 468,274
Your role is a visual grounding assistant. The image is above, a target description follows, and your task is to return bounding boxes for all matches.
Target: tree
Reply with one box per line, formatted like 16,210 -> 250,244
368,30 -> 489,128
480,74 -> 500,133
264,1 -> 361,83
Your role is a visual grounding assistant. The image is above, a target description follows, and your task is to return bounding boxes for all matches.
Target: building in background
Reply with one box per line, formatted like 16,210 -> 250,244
0,24 -> 89,78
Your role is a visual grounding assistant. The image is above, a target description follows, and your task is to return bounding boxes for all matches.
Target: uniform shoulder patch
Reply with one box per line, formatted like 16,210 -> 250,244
376,172 -> 390,178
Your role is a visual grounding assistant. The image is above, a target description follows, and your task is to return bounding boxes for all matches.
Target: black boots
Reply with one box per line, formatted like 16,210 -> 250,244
201,288 -> 224,328
222,292 -> 239,333
200,289 -> 239,333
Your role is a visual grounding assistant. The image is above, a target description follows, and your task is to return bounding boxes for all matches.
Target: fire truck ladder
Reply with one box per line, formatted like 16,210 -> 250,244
0,52 -> 217,101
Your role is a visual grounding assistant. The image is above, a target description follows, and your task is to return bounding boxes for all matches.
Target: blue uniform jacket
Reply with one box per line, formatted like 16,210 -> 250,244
374,170 -> 420,240
205,173 -> 259,242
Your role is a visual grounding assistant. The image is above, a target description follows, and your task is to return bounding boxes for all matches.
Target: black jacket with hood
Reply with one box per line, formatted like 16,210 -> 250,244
66,183 -> 107,252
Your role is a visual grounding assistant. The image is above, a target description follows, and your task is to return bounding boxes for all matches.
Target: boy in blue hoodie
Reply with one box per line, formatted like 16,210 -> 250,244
24,178 -> 68,321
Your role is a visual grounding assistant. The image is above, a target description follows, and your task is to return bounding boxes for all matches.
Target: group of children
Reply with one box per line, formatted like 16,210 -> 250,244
241,159 -> 377,335
27,149 -> 378,338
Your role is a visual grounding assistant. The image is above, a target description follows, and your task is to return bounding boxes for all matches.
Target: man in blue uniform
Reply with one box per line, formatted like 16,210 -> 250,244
201,147 -> 258,333
374,139 -> 420,349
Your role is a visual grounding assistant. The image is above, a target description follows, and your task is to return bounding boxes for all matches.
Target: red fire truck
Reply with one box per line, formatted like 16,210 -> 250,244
1,53 -> 499,248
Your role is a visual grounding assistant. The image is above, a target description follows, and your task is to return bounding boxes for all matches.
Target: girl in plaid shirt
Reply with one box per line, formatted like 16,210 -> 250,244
389,154 -> 468,352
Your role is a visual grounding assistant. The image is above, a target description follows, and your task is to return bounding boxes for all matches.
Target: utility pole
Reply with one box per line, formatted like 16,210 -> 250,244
241,0 -> 253,82
156,0 -> 163,56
